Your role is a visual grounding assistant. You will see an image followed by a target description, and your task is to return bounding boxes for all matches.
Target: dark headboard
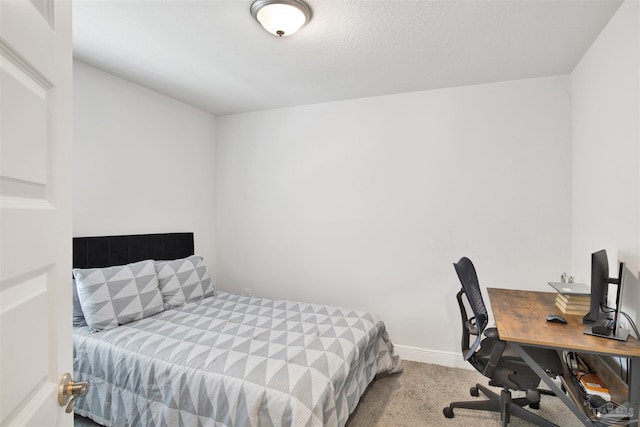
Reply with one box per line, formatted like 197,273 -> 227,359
73,232 -> 194,269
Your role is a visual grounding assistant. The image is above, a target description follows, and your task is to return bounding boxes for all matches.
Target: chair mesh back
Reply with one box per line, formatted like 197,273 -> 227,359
454,257 -> 488,334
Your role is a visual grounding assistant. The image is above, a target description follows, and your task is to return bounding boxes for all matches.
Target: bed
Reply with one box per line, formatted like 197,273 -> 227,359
72,233 -> 401,426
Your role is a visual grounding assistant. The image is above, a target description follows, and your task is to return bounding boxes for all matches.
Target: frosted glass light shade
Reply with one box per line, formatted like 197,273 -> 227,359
250,0 -> 311,37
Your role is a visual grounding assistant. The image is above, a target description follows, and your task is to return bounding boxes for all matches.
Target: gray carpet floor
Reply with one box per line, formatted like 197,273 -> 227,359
75,360 -> 583,426
345,360 -> 582,426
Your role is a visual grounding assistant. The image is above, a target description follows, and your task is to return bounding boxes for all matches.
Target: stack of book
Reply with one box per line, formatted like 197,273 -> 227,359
548,281 -> 591,315
578,372 -> 611,401
555,293 -> 590,315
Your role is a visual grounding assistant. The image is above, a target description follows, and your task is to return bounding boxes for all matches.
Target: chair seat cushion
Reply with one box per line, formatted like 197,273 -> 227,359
476,338 -> 562,373
472,338 -> 563,390
514,345 -> 563,376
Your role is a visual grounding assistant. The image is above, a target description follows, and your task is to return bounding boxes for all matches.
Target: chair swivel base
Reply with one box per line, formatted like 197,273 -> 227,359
443,383 -> 558,427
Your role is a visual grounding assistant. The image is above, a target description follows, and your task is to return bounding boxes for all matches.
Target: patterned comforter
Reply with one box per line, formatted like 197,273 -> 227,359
73,291 -> 401,426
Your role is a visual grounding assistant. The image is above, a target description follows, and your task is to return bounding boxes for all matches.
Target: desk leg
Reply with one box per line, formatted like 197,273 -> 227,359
510,343 -> 594,427
629,357 -> 639,427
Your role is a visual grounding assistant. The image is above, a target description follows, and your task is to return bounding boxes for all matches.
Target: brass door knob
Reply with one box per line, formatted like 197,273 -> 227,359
58,373 -> 89,413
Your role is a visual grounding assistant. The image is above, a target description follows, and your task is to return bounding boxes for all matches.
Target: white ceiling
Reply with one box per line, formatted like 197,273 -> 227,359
73,0 -> 623,116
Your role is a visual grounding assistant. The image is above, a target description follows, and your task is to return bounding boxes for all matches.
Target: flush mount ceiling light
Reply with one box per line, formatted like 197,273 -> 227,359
250,0 -> 311,37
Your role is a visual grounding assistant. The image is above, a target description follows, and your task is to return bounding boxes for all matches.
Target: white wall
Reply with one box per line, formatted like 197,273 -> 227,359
73,61 -> 217,264
71,2 -> 638,365
570,0 -> 640,320
215,75 -> 573,361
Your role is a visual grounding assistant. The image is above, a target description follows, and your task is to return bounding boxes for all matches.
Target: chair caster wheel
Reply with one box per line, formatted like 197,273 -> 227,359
443,407 -> 454,418
470,387 -> 479,397
530,402 -> 540,410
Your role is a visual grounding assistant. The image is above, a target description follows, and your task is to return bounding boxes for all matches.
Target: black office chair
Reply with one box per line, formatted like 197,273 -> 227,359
443,257 -> 563,427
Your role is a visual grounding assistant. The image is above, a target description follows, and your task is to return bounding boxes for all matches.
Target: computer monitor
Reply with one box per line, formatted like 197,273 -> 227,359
583,249 -> 629,341
583,250 -> 611,324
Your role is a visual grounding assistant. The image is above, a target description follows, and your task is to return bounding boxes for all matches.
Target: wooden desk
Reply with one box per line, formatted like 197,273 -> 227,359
488,288 -> 640,426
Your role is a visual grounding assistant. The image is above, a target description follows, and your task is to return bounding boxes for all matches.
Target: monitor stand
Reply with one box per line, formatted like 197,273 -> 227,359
583,319 -> 630,341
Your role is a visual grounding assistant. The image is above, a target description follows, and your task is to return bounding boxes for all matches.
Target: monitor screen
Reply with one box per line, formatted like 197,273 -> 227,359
584,249 -> 609,324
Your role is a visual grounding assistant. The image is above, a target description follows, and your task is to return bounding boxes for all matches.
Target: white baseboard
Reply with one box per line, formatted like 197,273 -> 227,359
394,344 -> 473,370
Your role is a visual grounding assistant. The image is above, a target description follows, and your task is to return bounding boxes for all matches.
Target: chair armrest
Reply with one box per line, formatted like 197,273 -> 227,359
481,333 -> 506,378
484,327 -> 499,339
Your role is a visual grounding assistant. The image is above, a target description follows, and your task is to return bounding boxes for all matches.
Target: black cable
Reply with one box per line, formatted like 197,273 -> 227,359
599,304 -> 639,338
601,304 -> 615,313
564,351 -> 575,375
621,311 -> 639,339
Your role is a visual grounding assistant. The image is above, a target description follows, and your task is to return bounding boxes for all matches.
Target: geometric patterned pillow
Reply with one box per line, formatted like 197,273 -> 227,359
72,260 -> 164,332
72,279 -> 88,327
154,255 -> 214,308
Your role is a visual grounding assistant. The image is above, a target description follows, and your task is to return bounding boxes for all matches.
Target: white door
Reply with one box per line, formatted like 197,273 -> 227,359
0,0 -> 74,425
